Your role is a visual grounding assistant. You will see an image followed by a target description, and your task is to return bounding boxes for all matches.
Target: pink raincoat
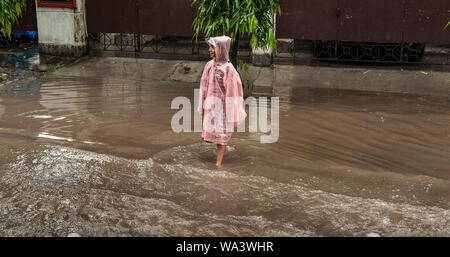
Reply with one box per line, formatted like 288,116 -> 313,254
197,36 -> 247,145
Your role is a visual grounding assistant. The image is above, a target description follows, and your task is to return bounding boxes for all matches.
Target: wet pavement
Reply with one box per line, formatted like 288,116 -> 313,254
0,59 -> 449,236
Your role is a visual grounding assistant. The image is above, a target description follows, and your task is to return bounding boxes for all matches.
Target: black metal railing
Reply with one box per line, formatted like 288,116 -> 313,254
88,33 -> 450,65
274,40 -> 450,65
87,33 -> 252,62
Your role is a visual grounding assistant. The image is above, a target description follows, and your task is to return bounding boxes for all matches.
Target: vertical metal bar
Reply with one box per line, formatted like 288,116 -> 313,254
400,43 -> 404,63
138,34 -> 141,53
293,39 -> 296,65
120,33 -> 123,51
356,42 -> 359,60
103,33 -> 106,50
334,40 -> 338,60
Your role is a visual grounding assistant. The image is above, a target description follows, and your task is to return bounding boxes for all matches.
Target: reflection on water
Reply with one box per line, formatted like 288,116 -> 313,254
0,74 -> 448,236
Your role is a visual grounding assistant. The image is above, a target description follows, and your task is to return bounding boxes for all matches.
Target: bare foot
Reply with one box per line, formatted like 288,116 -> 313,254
216,144 -> 226,167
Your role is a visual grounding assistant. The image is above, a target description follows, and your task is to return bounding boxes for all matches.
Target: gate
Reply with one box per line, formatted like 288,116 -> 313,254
86,0 -> 449,63
85,0 -> 251,60
87,0 -> 202,60
276,0 -> 450,63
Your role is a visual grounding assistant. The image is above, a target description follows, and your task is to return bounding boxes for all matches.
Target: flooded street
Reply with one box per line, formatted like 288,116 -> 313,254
0,61 -> 449,236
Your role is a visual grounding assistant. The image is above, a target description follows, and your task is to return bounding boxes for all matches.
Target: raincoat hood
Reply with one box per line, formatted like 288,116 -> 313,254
207,36 -> 232,63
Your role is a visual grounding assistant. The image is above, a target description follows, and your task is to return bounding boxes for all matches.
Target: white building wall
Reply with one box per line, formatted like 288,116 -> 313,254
35,0 -> 87,56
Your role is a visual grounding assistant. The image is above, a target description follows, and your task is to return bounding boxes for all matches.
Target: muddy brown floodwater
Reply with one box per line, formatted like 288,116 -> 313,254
0,71 -> 449,236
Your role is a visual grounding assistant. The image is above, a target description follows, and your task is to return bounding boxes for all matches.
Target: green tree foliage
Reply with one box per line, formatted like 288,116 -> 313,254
192,0 -> 281,67
0,0 -> 27,39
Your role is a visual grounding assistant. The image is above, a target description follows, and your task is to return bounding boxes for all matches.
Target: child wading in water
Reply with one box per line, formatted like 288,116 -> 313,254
197,36 -> 247,167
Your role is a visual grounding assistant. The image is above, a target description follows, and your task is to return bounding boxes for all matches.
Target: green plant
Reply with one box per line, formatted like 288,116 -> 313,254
46,65 -> 60,75
192,0 -> 281,68
0,0 -> 27,39
444,21 -> 450,30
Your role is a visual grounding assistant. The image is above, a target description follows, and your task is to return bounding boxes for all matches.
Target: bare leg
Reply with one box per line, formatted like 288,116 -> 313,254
216,144 -> 226,167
